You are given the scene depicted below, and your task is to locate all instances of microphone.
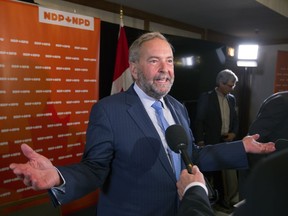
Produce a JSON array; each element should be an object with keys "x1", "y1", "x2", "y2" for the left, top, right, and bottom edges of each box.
[
  {"x1": 165, "y1": 124, "x2": 193, "y2": 174},
  {"x1": 165, "y1": 124, "x2": 219, "y2": 204}
]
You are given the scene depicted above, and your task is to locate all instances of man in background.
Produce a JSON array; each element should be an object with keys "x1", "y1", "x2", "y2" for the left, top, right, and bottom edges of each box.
[{"x1": 194, "y1": 69, "x2": 239, "y2": 211}]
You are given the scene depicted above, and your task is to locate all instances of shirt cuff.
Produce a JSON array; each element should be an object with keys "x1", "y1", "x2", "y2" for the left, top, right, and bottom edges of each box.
[
  {"x1": 51, "y1": 167, "x2": 66, "y2": 193},
  {"x1": 48, "y1": 167, "x2": 66, "y2": 206},
  {"x1": 183, "y1": 182, "x2": 208, "y2": 196}
]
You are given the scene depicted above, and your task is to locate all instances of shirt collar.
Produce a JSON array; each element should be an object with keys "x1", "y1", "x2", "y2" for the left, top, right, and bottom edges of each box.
[
  {"x1": 215, "y1": 87, "x2": 226, "y2": 98},
  {"x1": 133, "y1": 83, "x2": 165, "y2": 108}
]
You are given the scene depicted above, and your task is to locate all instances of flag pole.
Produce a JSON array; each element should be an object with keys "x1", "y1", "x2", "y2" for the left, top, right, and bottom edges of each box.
[
  {"x1": 120, "y1": 7, "x2": 123, "y2": 20},
  {"x1": 120, "y1": 7, "x2": 124, "y2": 27},
  {"x1": 110, "y1": 7, "x2": 133, "y2": 95}
]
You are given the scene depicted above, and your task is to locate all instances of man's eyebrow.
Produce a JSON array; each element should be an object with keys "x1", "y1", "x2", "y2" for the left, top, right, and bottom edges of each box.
[{"x1": 147, "y1": 55, "x2": 174, "y2": 59}]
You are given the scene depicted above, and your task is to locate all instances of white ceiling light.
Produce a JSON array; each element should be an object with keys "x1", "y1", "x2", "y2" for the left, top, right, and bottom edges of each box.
[{"x1": 237, "y1": 44, "x2": 259, "y2": 67}]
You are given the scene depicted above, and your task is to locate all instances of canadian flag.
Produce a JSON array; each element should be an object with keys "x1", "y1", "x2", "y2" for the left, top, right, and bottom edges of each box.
[{"x1": 110, "y1": 22, "x2": 133, "y2": 95}]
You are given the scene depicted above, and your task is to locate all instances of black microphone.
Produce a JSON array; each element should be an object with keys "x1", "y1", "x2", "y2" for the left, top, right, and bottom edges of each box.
[
  {"x1": 165, "y1": 124, "x2": 193, "y2": 174},
  {"x1": 165, "y1": 124, "x2": 219, "y2": 204}
]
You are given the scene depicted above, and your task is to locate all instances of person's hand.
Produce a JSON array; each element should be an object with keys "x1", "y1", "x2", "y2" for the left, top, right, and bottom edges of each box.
[
  {"x1": 242, "y1": 134, "x2": 276, "y2": 154},
  {"x1": 176, "y1": 166, "x2": 205, "y2": 200},
  {"x1": 197, "y1": 141, "x2": 205, "y2": 147},
  {"x1": 9, "y1": 144, "x2": 61, "y2": 190},
  {"x1": 223, "y1": 132, "x2": 236, "y2": 141}
]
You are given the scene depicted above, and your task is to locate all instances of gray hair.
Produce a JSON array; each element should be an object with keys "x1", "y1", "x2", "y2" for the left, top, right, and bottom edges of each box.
[
  {"x1": 216, "y1": 69, "x2": 238, "y2": 86},
  {"x1": 129, "y1": 32, "x2": 173, "y2": 62}
]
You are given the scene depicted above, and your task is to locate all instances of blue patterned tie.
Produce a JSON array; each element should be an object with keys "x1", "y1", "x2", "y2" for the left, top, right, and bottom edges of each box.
[{"x1": 152, "y1": 100, "x2": 181, "y2": 180}]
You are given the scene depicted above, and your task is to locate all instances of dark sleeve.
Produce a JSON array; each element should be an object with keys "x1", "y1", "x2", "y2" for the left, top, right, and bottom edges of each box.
[
  {"x1": 177, "y1": 186, "x2": 214, "y2": 216},
  {"x1": 53, "y1": 103, "x2": 113, "y2": 204},
  {"x1": 192, "y1": 140, "x2": 248, "y2": 171}
]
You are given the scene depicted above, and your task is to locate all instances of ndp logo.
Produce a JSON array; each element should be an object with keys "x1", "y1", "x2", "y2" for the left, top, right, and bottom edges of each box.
[{"x1": 39, "y1": 7, "x2": 94, "y2": 31}]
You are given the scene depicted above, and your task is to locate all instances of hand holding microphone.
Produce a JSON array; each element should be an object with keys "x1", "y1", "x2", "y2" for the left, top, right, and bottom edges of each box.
[
  {"x1": 176, "y1": 166, "x2": 206, "y2": 200},
  {"x1": 165, "y1": 124, "x2": 218, "y2": 203}
]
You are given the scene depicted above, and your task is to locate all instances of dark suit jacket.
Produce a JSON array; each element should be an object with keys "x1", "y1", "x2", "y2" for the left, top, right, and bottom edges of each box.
[
  {"x1": 180, "y1": 148, "x2": 288, "y2": 216},
  {"x1": 234, "y1": 148, "x2": 288, "y2": 216},
  {"x1": 194, "y1": 89, "x2": 239, "y2": 144},
  {"x1": 248, "y1": 91, "x2": 288, "y2": 168},
  {"x1": 54, "y1": 85, "x2": 248, "y2": 216},
  {"x1": 249, "y1": 91, "x2": 288, "y2": 143},
  {"x1": 239, "y1": 91, "x2": 288, "y2": 199},
  {"x1": 177, "y1": 186, "x2": 214, "y2": 216}
]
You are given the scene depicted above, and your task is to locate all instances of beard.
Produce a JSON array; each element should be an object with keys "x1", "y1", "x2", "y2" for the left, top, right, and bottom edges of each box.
[{"x1": 136, "y1": 69, "x2": 174, "y2": 100}]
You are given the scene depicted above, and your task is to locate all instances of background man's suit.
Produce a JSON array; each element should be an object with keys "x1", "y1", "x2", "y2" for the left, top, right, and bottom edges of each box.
[
  {"x1": 53, "y1": 85, "x2": 248, "y2": 216},
  {"x1": 194, "y1": 89, "x2": 239, "y2": 145},
  {"x1": 194, "y1": 89, "x2": 239, "y2": 208}
]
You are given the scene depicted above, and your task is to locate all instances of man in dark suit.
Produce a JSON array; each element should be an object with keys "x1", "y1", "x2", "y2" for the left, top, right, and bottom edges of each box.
[
  {"x1": 9, "y1": 32, "x2": 275, "y2": 216},
  {"x1": 249, "y1": 91, "x2": 288, "y2": 145},
  {"x1": 239, "y1": 91, "x2": 288, "y2": 198},
  {"x1": 177, "y1": 148, "x2": 288, "y2": 216},
  {"x1": 248, "y1": 90, "x2": 288, "y2": 168},
  {"x1": 194, "y1": 69, "x2": 239, "y2": 146},
  {"x1": 194, "y1": 69, "x2": 239, "y2": 209}
]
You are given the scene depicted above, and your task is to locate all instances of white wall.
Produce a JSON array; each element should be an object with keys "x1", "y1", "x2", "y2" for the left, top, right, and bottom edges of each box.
[{"x1": 249, "y1": 44, "x2": 288, "y2": 122}]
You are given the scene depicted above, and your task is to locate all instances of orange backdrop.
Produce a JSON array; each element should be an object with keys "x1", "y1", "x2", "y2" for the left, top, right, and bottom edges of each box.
[
  {"x1": 0, "y1": 0, "x2": 100, "y2": 208},
  {"x1": 274, "y1": 50, "x2": 288, "y2": 92}
]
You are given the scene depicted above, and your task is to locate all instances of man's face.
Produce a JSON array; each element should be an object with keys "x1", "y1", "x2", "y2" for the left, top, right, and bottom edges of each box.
[
  {"x1": 219, "y1": 81, "x2": 236, "y2": 95},
  {"x1": 130, "y1": 38, "x2": 174, "y2": 99}
]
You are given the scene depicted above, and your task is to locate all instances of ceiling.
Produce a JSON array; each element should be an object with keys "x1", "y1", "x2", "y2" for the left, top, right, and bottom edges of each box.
[
  {"x1": 66, "y1": 0, "x2": 288, "y2": 44},
  {"x1": 108, "y1": 0, "x2": 288, "y2": 43}
]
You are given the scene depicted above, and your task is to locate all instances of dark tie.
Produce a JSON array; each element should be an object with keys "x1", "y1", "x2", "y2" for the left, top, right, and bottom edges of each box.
[{"x1": 152, "y1": 100, "x2": 181, "y2": 180}]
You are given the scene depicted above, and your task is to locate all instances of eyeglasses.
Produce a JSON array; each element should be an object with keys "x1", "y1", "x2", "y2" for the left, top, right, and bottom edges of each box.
[{"x1": 225, "y1": 83, "x2": 236, "y2": 88}]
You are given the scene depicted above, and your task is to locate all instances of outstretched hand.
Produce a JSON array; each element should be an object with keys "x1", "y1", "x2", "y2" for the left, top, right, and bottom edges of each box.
[
  {"x1": 9, "y1": 144, "x2": 61, "y2": 190},
  {"x1": 243, "y1": 134, "x2": 276, "y2": 154}
]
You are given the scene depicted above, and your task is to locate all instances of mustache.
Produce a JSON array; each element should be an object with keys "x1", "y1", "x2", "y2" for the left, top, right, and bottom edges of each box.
[{"x1": 154, "y1": 74, "x2": 171, "y2": 81}]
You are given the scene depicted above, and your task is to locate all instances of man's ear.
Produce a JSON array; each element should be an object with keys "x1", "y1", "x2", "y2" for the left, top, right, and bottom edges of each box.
[{"x1": 129, "y1": 62, "x2": 137, "y2": 80}]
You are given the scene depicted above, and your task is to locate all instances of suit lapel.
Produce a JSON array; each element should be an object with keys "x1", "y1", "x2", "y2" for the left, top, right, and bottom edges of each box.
[
  {"x1": 125, "y1": 89, "x2": 176, "y2": 181},
  {"x1": 212, "y1": 91, "x2": 222, "y2": 121},
  {"x1": 164, "y1": 97, "x2": 186, "y2": 174}
]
